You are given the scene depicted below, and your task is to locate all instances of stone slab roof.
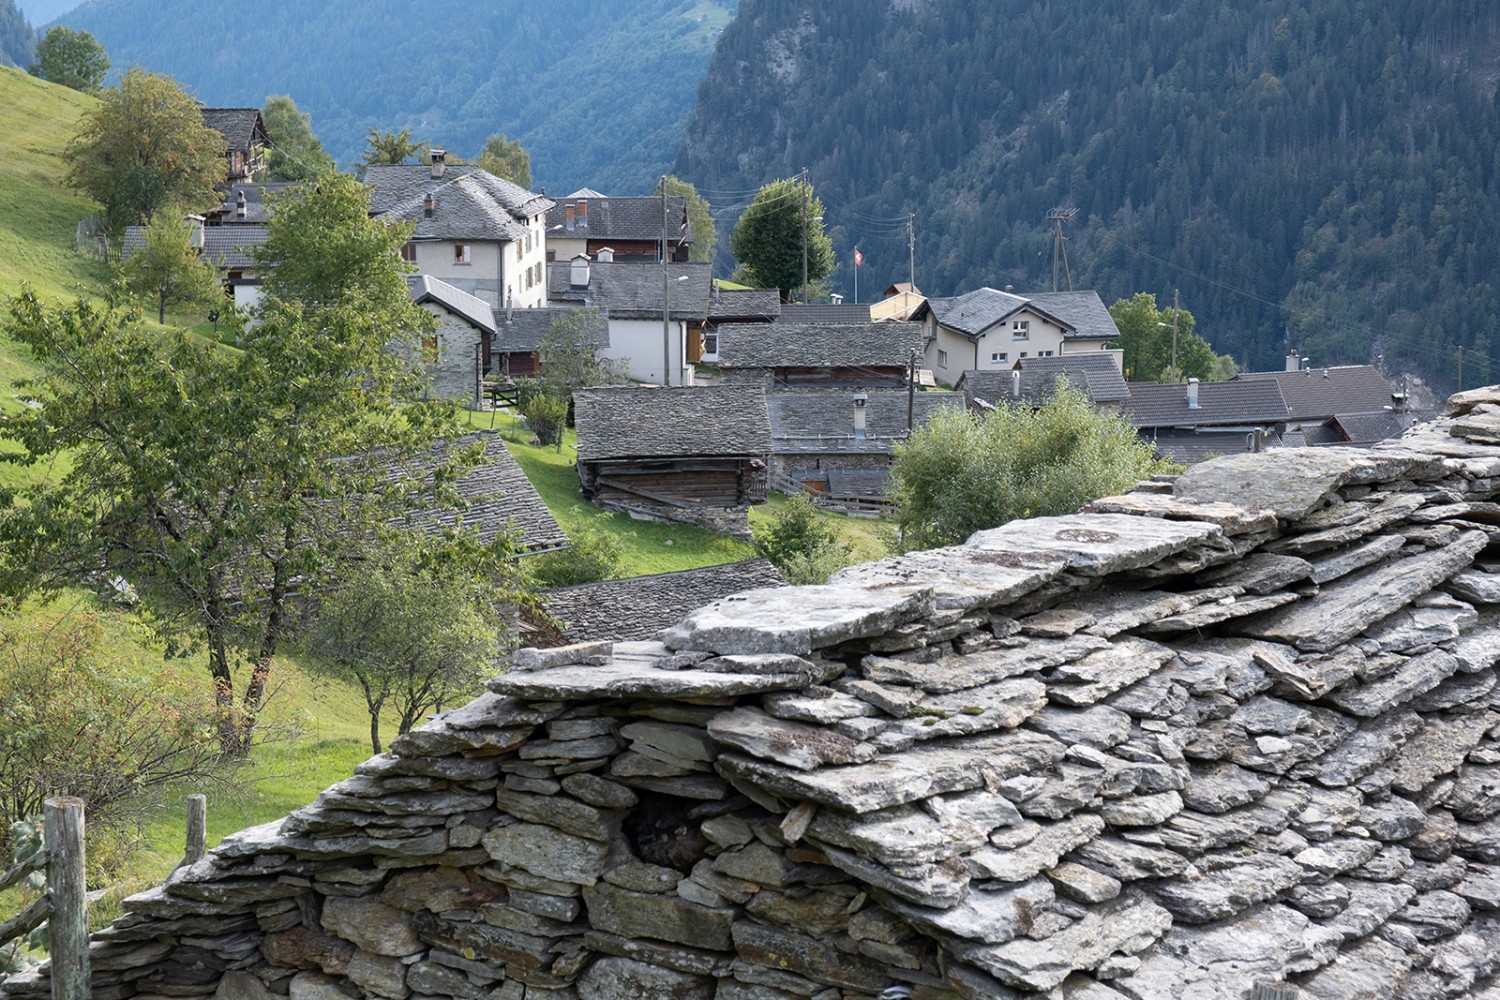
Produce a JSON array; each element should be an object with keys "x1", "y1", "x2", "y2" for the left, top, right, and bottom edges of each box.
[
  {"x1": 1127, "y1": 379, "x2": 1292, "y2": 428},
  {"x1": 768, "y1": 389, "x2": 964, "y2": 454},
  {"x1": 959, "y1": 354, "x2": 1131, "y2": 408},
  {"x1": 200, "y1": 107, "x2": 264, "y2": 149},
  {"x1": 1237, "y1": 365, "x2": 1399, "y2": 423},
  {"x1": 708, "y1": 287, "x2": 781, "y2": 321},
  {"x1": 408, "y1": 275, "x2": 496, "y2": 334},
  {"x1": 547, "y1": 260, "x2": 712, "y2": 320},
  {"x1": 367, "y1": 165, "x2": 553, "y2": 243},
  {"x1": 573, "y1": 385, "x2": 772, "y2": 460},
  {"x1": 542, "y1": 559, "x2": 787, "y2": 644},
  {"x1": 387, "y1": 432, "x2": 566, "y2": 552},
  {"x1": 1026, "y1": 291, "x2": 1122, "y2": 342},
  {"x1": 774, "y1": 303, "x2": 876, "y2": 324},
  {"x1": 493, "y1": 306, "x2": 610, "y2": 353},
  {"x1": 120, "y1": 224, "x2": 269, "y2": 270},
  {"x1": 30, "y1": 391, "x2": 1500, "y2": 1000},
  {"x1": 917, "y1": 288, "x2": 1120, "y2": 344},
  {"x1": 1142, "y1": 427, "x2": 1280, "y2": 465},
  {"x1": 207, "y1": 182, "x2": 300, "y2": 225},
  {"x1": 546, "y1": 194, "x2": 688, "y2": 244},
  {"x1": 717, "y1": 321, "x2": 923, "y2": 370}
]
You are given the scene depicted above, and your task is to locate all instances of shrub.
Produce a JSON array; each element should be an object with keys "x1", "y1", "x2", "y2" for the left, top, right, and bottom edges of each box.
[
  {"x1": 521, "y1": 390, "x2": 568, "y2": 448},
  {"x1": 753, "y1": 494, "x2": 855, "y2": 585},
  {"x1": 526, "y1": 529, "x2": 624, "y2": 587}
]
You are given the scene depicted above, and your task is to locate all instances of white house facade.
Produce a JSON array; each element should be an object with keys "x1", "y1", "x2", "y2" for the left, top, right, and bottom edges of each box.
[{"x1": 915, "y1": 288, "x2": 1123, "y2": 384}]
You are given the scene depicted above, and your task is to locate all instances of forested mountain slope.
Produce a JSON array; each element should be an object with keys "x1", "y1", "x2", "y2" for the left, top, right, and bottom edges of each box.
[
  {"x1": 675, "y1": 0, "x2": 1500, "y2": 383},
  {"x1": 58, "y1": 0, "x2": 734, "y2": 195}
]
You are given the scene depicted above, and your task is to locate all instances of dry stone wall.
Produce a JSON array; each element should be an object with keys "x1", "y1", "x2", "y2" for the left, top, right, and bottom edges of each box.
[{"x1": 15, "y1": 390, "x2": 1500, "y2": 999}]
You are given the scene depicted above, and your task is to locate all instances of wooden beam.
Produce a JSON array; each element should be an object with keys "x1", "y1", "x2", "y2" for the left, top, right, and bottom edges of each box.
[
  {"x1": 594, "y1": 477, "x2": 700, "y2": 509},
  {"x1": 178, "y1": 794, "x2": 207, "y2": 869},
  {"x1": 0, "y1": 852, "x2": 45, "y2": 894},
  {"x1": 0, "y1": 893, "x2": 50, "y2": 949}
]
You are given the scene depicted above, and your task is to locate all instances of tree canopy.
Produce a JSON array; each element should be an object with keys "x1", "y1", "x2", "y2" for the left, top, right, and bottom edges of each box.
[
  {"x1": 1108, "y1": 292, "x2": 1237, "y2": 383},
  {"x1": 889, "y1": 385, "x2": 1165, "y2": 551},
  {"x1": 63, "y1": 68, "x2": 224, "y2": 230},
  {"x1": 261, "y1": 94, "x2": 335, "y2": 181},
  {"x1": 664, "y1": 176, "x2": 715, "y2": 264},
  {"x1": 729, "y1": 176, "x2": 834, "y2": 302},
  {"x1": 361, "y1": 127, "x2": 425, "y2": 168},
  {"x1": 477, "y1": 133, "x2": 531, "y2": 188},
  {"x1": 115, "y1": 208, "x2": 225, "y2": 322},
  {"x1": 0, "y1": 173, "x2": 468, "y2": 755},
  {"x1": 27, "y1": 25, "x2": 106, "y2": 91}
]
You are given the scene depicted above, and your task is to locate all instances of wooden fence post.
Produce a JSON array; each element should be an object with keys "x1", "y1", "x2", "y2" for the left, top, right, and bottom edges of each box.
[
  {"x1": 182, "y1": 794, "x2": 207, "y2": 868},
  {"x1": 43, "y1": 797, "x2": 88, "y2": 1000}
]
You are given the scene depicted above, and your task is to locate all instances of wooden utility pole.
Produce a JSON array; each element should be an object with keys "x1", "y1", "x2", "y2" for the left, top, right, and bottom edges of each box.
[
  {"x1": 907, "y1": 349, "x2": 917, "y2": 435},
  {"x1": 44, "y1": 797, "x2": 89, "y2": 1000},
  {"x1": 800, "y1": 167, "x2": 809, "y2": 304},
  {"x1": 907, "y1": 214, "x2": 916, "y2": 288},
  {"x1": 1170, "y1": 288, "x2": 1181, "y2": 381},
  {"x1": 1458, "y1": 345, "x2": 1465, "y2": 391}
]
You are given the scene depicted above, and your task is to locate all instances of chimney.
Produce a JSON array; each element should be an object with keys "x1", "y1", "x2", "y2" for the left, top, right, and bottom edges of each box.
[
  {"x1": 423, "y1": 192, "x2": 436, "y2": 216},
  {"x1": 184, "y1": 214, "x2": 204, "y2": 249},
  {"x1": 570, "y1": 254, "x2": 591, "y2": 289},
  {"x1": 430, "y1": 148, "x2": 446, "y2": 179},
  {"x1": 596, "y1": 247, "x2": 614, "y2": 263},
  {"x1": 565, "y1": 205, "x2": 575, "y2": 231},
  {"x1": 577, "y1": 200, "x2": 588, "y2": 228},
  {"x1": 1011, "y1": 369, "x2": 1022, "y2": 400},
  {"x1": 853, "y1": 393, "x2": 868, "y2": 439},
  {"x1": 830, "y1": 292, "x2": 844, "y2": 305},
  {"x1": 1186, "y1": 377, "x2": 1200, "y2": 409},
  {"x1": 235, "y1": 189, "x2": 247, "y2": 219},
  {"x1": 1285, "y1": 348, "x2": 1300, "y2": 372}
]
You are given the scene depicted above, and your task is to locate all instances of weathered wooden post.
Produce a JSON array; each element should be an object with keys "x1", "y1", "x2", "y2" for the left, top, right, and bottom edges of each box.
[
  {"x1": 182, "y1": 793, "x2": 207, "y2": 868},
  {"x1": 43, "y1": 796, "x2": 88, "y2": 1000}
]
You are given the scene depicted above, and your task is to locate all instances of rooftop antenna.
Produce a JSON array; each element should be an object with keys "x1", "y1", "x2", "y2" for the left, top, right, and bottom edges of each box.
[{"x1": 1046, "y1": 207, "x2": 1077, "y2": 292}]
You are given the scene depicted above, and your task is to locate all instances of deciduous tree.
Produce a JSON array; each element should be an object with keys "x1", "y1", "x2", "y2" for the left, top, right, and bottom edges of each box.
[
  {"x1": 729, "y1": 176, "x2": 833, "y2": 302},
  {"x1": 261, "y1": 94, "x2": 334, "y2": 182},
  {"x1": 889, "y1": 384, "x2": 1165, "y2": 550},
  {"x1": 115, "y1": 208, "x2": 225, "y2": 322},
  {"x1": 477, "y1": 133, "x2": 531, "y2": 188},
  {"x1": 1108, "y1": 293, "x2": 1237, "y2": 383},
  {"x1": 63, "y1": 68, "x2": 224, "y2": 230},
  {"x1": 28, "y1": 25, "x2": 107, "y2": 92},
  {"x1": 664, "y1": 176, "x2": 715, "y2": 263},
  {"x1": 0, "y1": 173, "x2": 466, "y2": 755},
  {"x1": 361, "y1": 127, "x2": 425, "y2": 168}
]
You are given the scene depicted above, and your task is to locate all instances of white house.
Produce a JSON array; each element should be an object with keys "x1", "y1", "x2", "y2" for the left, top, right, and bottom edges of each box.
[
  {"x1": 367, "y1": 151, "x2": 554, "y2": 310},
  {"x1": 546, "y1": 254, "x2": 711, "y2": 386},
  {"x1": 912, "y1": 288, "x2": 1123, "y2": 384}
]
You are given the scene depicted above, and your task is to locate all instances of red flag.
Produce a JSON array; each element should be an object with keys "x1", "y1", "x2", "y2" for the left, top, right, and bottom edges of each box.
[{"x1": 854, "y1": 248, "x2": 864, "y2": 267}]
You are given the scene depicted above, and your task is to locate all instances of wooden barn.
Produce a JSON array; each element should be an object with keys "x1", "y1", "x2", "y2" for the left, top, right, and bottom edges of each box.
[{"x1": 572, "y1": 385, "x2": 771, "y2": 536}]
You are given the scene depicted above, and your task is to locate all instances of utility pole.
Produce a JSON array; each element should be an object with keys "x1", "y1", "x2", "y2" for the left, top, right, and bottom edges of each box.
[
  {"x1": 1170, "y1": 288, "x2": 1181, "y2": 381},
  {"x1": 800, "y1": 167, "x2": 809, "y2": 304},
  {"x1": 1458, "y1": 345, "x2": 1465, "y2": 391},
  {"x1": 907, "y1": 349, "x2": 917, "y2": 435},
  {"x1": 661, "y1": 175, "x2": 671, "y2": 386},
  {"x1": 907, "y1": 213, "x2": 916, "y2": 288}
]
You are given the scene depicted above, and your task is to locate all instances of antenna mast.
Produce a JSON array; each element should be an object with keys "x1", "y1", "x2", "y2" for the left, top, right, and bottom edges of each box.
[{"x1": 1046, "y1": 207, "x2": 1077, "y2": 292}]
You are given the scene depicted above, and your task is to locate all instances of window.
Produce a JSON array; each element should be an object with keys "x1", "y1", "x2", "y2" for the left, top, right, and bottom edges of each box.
[
  {"x1": 535, "y1": 262, "x2": 543, "y2": 284},
  {"x1": 516, "y1": 240, "x2": 523, "y2": 261},
  {"x1": 1019, "y1": 352, "x2": 1028, "y2": 358},
  {"x1": 991, "y1": 352, "x2": 1008, "y2": 362},
  {"x1": 1012, "y1": 319, "x2": 1030, "y2": 339},
  {"x1": 937, "y1": 349, "x2": 948, "y2": 369},
  {"x1": 525, "y1": 268, "x2": 533, "y2": 289},
  {"x1": 421, "y1": 334, "x2": 439, "y2": 363},
  {"x1": 400, "y1": 243, "x2": 417, "y2": 263},
  {"x1": 525, "y1": 231, "x2": 532, "y2": 253},
  {"x1": 453, "y1": 244, "x2": 471, "y2": 264},
  {"x1": 1042, "y1": 350, "x2": 1055, "y2": 357}
]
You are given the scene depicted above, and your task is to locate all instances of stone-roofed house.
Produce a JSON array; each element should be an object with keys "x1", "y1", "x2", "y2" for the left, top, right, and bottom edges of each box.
[
  {"x1": 199, "y1": 107, "x2": 267, "y2": 184},
  {"x1": 490, "y1": 306, "x2": 611, "y2": 379},
  {"x1": 368, "y1": 152, "x2": 554, "y2": 310},
  {"x1": 703, "y1": 285, "x2": 781, "y2": 362},
  {"x1": 768, "y1": 389, "x2": 966, "y2": 506},
  {"x1": 717, "y1": 321, "x2": 924, "y2": 389},
  {"x1": 1237, "y1": 360, "x2": 1421, "y2": 449},
  {"x1": 957, "y1": 353, "x2": 1134, "y2": 413},
  {"x1": 387, "y1": 430, "x2": 566, "y2": 554},
  {"x1": 547, "y1": 257, "x2": 712, "y2": 386},
  {"x1": 914, "y1": 287, "x2": 1123, "y2": 385},
  {"x1": 573, "y1": 385, "x2": 771, "y2": 534},
  {"x1": 119, "y1": 219, "x2": 264, "y2": 311},
  {"x1": 38, "y1": 385, "x2": 1500, "y2": 1000},
  {"x1": 545, "y1": 189, "x2": 692, "y2": 263},
  {"x1": 775, "y1": 303, "x2": 875, "y2": 324},
  {"x1": 406, "y1": 275, "x2": 497, "y2": 404},
  {"x1": 1129, "y1": 378, "x2": 1292, "y2": 464},
  {"x1": 540, "y1": 559, "x2": 786, "y2": 645}
]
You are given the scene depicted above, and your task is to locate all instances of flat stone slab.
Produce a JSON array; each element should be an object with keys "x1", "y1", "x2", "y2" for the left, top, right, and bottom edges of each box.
[
  {"x1": 863, "y1": 635, "x2": 1110, "y2": 694},
  {"x1": 829, "y1": 546, "x2": 1068, "y2": 612},
  {"x1": 488, "y1": 647, "x2": 840, "y2": 700},
  {"x1": 1236, "y1": 530, "x2": 1488, "y2": 651},
  {"x1": 706, "y1": 707, "x2": 879, "y2": 771},
  {"x1": 1267, "y1": 493, "x2": 1427, "y2": 554},
  {"x1": 967, "y1": 513, "x2": 1225, "y2": 577},
  {"x1": 1045, "y1": 638, "x2": 1178, "y2": 706},
  {"x1": 660, "y1": 583, "x2": 931, "y2": 654},
  {"x1": 1174, "y1": 448, "x2": 1447, "y2": 520},
  {"x1": 1083, "y1": 493, "x2": 1277, "y2": 535}
]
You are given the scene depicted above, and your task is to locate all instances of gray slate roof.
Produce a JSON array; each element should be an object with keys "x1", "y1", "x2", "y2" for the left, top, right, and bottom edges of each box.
[
  {"x1": 199, "y1": 107, "x2": 264, "y2": 149},
  {"x1": 408, "y1": 275, "x2": 496, "y2": 334},
  {"x1": 1026, "y1": 290, "x2": 1123, "y2": 341},
  {"x1": 959, "y1": 354, "x2": 1131, "y2": 408},
  {"x1": 717, "y1": 321, "x2": 924, "y2": 370},
  {"x1": 768, "y1": 390, "x2": 964, "y2": 454},
  {"x1": 1127, "y1": 379, "x2": 1292, "y2": 428},
  {"x1": 574, "y1": 385, "x2": 772, "y2": 460},
  {"x1": 387, "y1": 432, "x2": 566, "y2": 552},
  {"x1": 774, "y1": 303, "x2": 874, "y2": 324},
  {"x1": 547, "y1": 260, "x2": 712, "y2": 320},
  {"x1": 542, "y1": 559, "x2": 786, "y2": 644},
  {"x1": 546, "y1": 194, "x2": 689, "y2": 244},
  {"x1": 209, "y1": 182, "x2": 300, "y2": 224},
  {"x1": 367, "y1": 165, "x2": 553, "y2": 243},
  {"x1": 708, "y1": 287, "x2": 781, "y2": 321},
  {"x1": 918, "y1": 286, "x2": 1030, "y2": 336},
  {"x1": 493, "y1": 307, "x2": 610, "y2": 353},
  {"x1": 918, "y1": 287, "x2": 1120, "y2": 342},
  {"x1": 1329, "y1": 409, "x2": 1412, "y2": 444},
  {"x1": 121, "y1": 224, "x2": 269, "y2": 270},
  {"x1": 1236, "y1": 365, "x2": 1400, "y2": 422},
  {"x1": 1141, "y1": 427, "x2": 1280, "y2": 464}
]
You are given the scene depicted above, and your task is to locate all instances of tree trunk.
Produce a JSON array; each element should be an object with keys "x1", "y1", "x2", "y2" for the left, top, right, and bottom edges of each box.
[
  {"x1": 205, "y1": 622, "x2": 241, "y2": 757},
  {"x1": 158, "y1": 286, "x2": 167, "y2": 324},
  {"x1": 358, "y1": 675, "x2": 386, "y2": 755}
]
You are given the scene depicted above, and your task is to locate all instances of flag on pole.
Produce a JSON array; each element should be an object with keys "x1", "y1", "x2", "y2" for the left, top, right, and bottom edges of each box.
[{"x1": 854, "y1": 247, "x2": 864, "y2": 267}]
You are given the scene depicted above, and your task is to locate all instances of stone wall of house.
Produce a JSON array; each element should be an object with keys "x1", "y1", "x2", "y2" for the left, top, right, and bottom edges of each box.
[
  {"x1": 425, "y1": 309, "x2": 485, "y2": 405},
  {"x1": 15, "y1": 390, "x2": 1500, "y2": 999}
]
